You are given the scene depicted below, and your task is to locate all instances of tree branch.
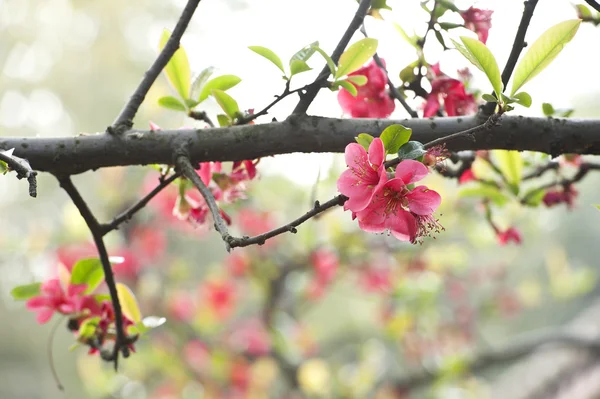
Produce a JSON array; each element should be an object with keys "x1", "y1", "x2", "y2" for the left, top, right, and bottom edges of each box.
[
  {"x1": 3, "y1": 115, "x2": 600, "y2": 175},
  {"x1": 175, "y1": 155, "x2": 233, "y2": 250},
  {"x1": 482, "y1": 0, "x2": 539, "y2": 114},
  {"x1": 393, "y1": 330, "x2": 600, "y2": 392},
  {"x1": 0, "y1": 149, "x2": 38, "y2": 197},
  {"x1": 99, "y1": 172, "x2": 181, "y2": 235},
  {"x1": 585, "y1": 0, "x2": 600, "y2": 13},
  {"x1": 55, "y1": 176, "x2": 132, "y2": 369},
  {"x1": 292, "y1": 0, "x2": 372, "y2": 114},
  {"x1": 111, "y1": 0, "x2": 203, "y2": 132}
]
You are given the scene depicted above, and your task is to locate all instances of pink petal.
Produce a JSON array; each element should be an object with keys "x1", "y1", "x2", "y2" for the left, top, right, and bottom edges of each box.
[
  {"x1": 356, "y1": 203, "x2": 386, "y2": 233},
  {"x1": 344, "y1": 143, "x2": 368, "y2": 170},
  {"x1": 337, "y1": 170, "x2": 372, "y2": 212},
  {"x1": 406, "y1": 186, "x2": 442, "y2": 215},
  {"x1": 67, "y1": 283, "x2": 87, "y2": 297},
  {"x1": 26, "y1": 297, "x2": 51, "y2": 309},
  {"x1": 368, "y1": 138, "x2": 385, "y2": 167},
  {"x1": 423, "y1": 96, "x2": 440, "y2": 118},
  {"x1": 395, "y1": 160, "x2": 429, "y2": 184},
  {"x1": 385, "y1": 210, "x2": 416, "y2": 242},
  {"x1": 36, "y1": 308, "x2": 55, "y2": 324}
]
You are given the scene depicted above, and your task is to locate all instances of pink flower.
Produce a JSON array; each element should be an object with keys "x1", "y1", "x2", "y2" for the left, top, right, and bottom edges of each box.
[
  {"x1": 337, "y1": 59, "x2": 395, "y2": 118},
  {"x1": 355, "y1": 160, "x2": 442, "y2": 242},
  {"x1": 200, "y1": 279, "x2": 237, "y2": 320},
  {"x1": 26, "y1": 279, "x2": 100, "y2": 324},
  {"x1": 459, "y1": 168, "x2": 476, "y2": 184},
  {"x1": 543, "y1": 185, "x2": 578, "y2": 208},
  {"x1": 337, "y1": 138, "x2": 387, "y2": 213},
  {"x1": 228, "y1": 319, "x2": 271, "y2": 356},
  {"x1": 424, "y1": 64, "x2": 477, "y2": 118},
  {"x1": 359, "y1": 267, "x2": 392, "y2": 293},
  {"x1": 497, "y1": 227, "x2": 521, "y2": 245},
  {"x1": 461, "y1": 7, "x2": 493, "y2": 44},
  {"x1": 311, "y1": 249, "x2": 338, "y2": 285}
]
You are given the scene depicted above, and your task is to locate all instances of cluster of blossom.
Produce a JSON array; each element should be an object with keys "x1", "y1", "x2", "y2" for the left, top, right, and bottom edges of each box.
[
  {"x1": 424, "y1": 63, "x2": 478, "y2": 118},
  {"x1": 26, "y1": 268, "x2": 136, "y2": 355},
  {"x1": 338, "y1": 138, "x2": 442, "y2": 243}
]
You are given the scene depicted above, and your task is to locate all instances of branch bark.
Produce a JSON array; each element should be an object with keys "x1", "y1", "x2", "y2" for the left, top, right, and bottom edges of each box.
[{"x1": 4, "y1": 115, "x2": 600, "y2": 175}]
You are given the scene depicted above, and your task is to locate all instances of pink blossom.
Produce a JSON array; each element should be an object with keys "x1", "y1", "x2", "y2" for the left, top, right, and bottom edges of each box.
[
  {"x1": 459, "y1": 168, "x2": 476, "y2": 184},
  {"x1": 355, "y1": 160, "x2": 442, "y2": 242},
  {"x1": 424, "y1": 64, "x2": 477, "y2": 118},
  {"x1": 200, "y1": 279, "x2": 237, "y2": 320},
  {"x1": 497, "y1": 227, "x2": 522, "y2": 245},
  {"x1": 337, "y1": 59, "x2": 395, "y2": 118},
  {"x1": 543, "y1": 185, "x2": 578, "y2": 208},
  {"x1": 461, "y1": 7, "x2": 493, "y2": 44},
  {"x1": 337, "y1": 138, "x2": 387, "y2": 213},
  {"x1": 359, "y1": 267, "x2": 392, "y2": 293}
]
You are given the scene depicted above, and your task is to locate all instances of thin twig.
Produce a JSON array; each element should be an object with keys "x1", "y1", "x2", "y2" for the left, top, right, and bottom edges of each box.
[
  {"x1": 111, "y1": 0, "x2": 203, "y2": 132},
  {"x1": 0, "y1": 149, "x2": 38, "y2": 197},
  {"x1": 236, "y1": 80, "x2": 304, "y2": 125},
  {"x1": 360, "y1": 26, "x2": 418, "y2": 118},
  {"x1": 56, "y1": 175, "x2": 131, "y2": 369},
  {"x1": 523, "y1": 160, "x2": 560, "y2": 180},
  {"x1": 188, "y1": 111, "x2": 215, "y2": 127},
  {"x1": 292, "y1": 0, "x2": 372, "y2": 114},
  {"x1": 521, "y1": 162, "x2": 600, "y2": 203},
  {"x1": 175, "y1": 155, "x2": 233, "y2": 250},
  {"x1": 228, "y1": 195, "x2": 347, "y2": 248},
  {"x1": 585, "y1": 0, "x2": 600, "y2": 13},
  {"x1": 482, "y1": 0, "x2": 539, "y2": 114},
  {"x1": 99, "y1": 172, "x2": 181, "y2": 235}
]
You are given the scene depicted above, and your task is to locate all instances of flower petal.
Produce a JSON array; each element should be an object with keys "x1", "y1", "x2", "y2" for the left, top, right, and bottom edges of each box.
[
  {"x1": 395, "y1": 160, "x2": 429, "y2": 184},
  {"x1": 385, "y1": 210, "x2": 416, "y2": 242},
  {"x1": 344, "y1": 143, "x2": 368, "y2": 170},
  {"x1": 406, "y1": 186, "x2": 442, "y2": 215},
  {"x1": 368, "y1": 138, "x2": 385, "y2": 167},
  {"x1": 36, "y1": 308, "x2": 55, "y2": 324}
]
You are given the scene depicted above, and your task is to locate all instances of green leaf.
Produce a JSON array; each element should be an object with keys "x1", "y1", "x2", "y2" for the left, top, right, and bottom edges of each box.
[
  {"x1": 289, "y1": 60, "x2": 312, "y2": 77},
  {"x1": 70, "y1": 258, "x2": 105, "y2": 294},
  {"x1": 512, "y1": 91, "x2": 532, "y2": 107},
  {"x1": 542, "y1": 102, "x2": 555, "y2": 116},
  {"x1": 371, "y1": 0, "x2": 392, "y2": 10},
  {"x1": 399, "y1": 61, "x2": 419, "y2": 83},
  {"x1": 198, "y1": 75, "x2": 242, "y2": 103},
  {"x1": 576, "y1": 4, "x2": 592, "y2": 18},
  {"x1": 380, "y1": 125, "x2": 412, "y2": 154},
  {"x1": 11, "y1": 282, "x2": 41, "y2": 300},
  {"x1": 290, "y1": 41, "x2": 318, "y2": 63},
  {"x1": 452, "y1": 37, "x2": 502, "y2": 98},
  {"x1": 0, "y1": 160, "x2": 7, "y2": 174},
  {"x1": 595, "y1": 204, "x2": 600, "y2": 211},
  {"x1": 393, "y1": 23, "x2": 420, "y2": 49},
  {"x1": 481, "y1": 93, "x2": 497, "y2": 103},
  {"x1": 335, "y1": 80, "x2": 358, "y2": 96},
  {"x1": 335, "y1": 38, "x2": 378, "y2": 79},
  {"x1": 355, "y1": 133, "x2": 374, "y2": 151},
  {"x1": 248, "y1": 46, "x2": 285, "y2": 74},
  {"x1": 211, "y1": 89, "x2": 240, "y2": 118},
  {"x1": 78, "y1": 316, "x2": 100, "y2": 338},
  {"x1": 398, "y1": 141, "x2": 426, "y2": 161},
  {"x1": 434, "y1": 30, "x2": 448, "y2": 49},
  {"x1": 522, "y1": 187, "x2": 546, "y2": 206},
  {"x1": 158, "y1": 96, "x2": 187, "y2": 111},
  {"x1": 190, "y1": 66, "x2": 215, "y2": 100},
  {"x1": 346, "y1": 75, "x2": 368, "y2": 86},
  {"x1": 117, "y1": 282, "x2": 142, "y2": 323},
  {"x1": 510, "y1": 20, "x2": 581, "y2": 96},
  {"x1": 438, "y1": 22, "x2": 463, "y2": 30},
  {"x1": 159, "y1": 29, "x2": 191, "y2": 100},
  {"x1": 312, "y1": 45, "x2": 336, "y2": 76},
  {"x1": 459, "y1": 185, "x2": 509, "y2": 206},
  {"x1": 217, "y1": 114, "x2": 231, "y2": 127},
  {"x1": 437, "y1": 0, "x2": 460, "y2": 12},
  {"x1": 494, "y1": 150, "x2": 523, "y2": 186}
]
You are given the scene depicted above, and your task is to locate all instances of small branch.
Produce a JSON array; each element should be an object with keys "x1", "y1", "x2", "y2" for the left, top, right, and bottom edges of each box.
[
  {"x1": 56, "y1": 176, "x2": 131, "y2": 369},
  {"x1": 394, "y1": 330, "x2": 600, "y2": 392},
  {"x1": 292, "y1": 0, "x2": 372, "y2": 114},
  {"x1": 521, "y1": 162, "x2": 600, "y2": 203},
  {"x1": 523, "y1": 160, "x2": 560, "y2": 180},
  {"x1": 585, "y1": 0, "x2": 600, "y2": 13},
  {"x1": 360, "y1": 26, "x2": 418, "y2": 118},
  {"x1": 0, "y1": 149, "x2": 38, "y2": 197},
  {"x1": 111, "y1": 0, "x2": 203, "y2": 132},
  {"x1": 175, "y1": 155, "x2": 233, "y2": 250},
  {"x1": 188, "y1": 111, "x2": 215, "y2": 127},
  {"x1": 228, "y1": 195, "x2": 347, "y2": 248},
  {"x1": 236, "y1": 80, "x2": 307, "y2": 125},
  {"x1": 99, "y1": 172, "x2": 181, "y2": 235},
  {"x1": 482, "y1": 0, "x2": 538, "y2": 114}
]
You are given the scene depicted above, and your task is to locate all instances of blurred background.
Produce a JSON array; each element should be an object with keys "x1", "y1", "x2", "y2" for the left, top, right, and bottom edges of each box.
[{"x1": 1, "y1": 0, "x2": 600, "y2": 398}]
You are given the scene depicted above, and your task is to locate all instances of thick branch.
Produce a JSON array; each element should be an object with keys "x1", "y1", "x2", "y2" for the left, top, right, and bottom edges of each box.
[
  {"x1": 292, "y1": 0, "x2": 372, "y2": 114},
  {"x1": 6, "y1": 115, "x2": 600, "y2": 175},
  {"x1": 56, "y1": 176, "x2": 130, "y2": 369},
  {"x1": 111, "y1": 0, "x2": 202, "y2": 132},
  {"x1": 585, "y1": 0, "x2": 600, "y2": 13},
  {"x1": 394, "y1": 330, "x2": 600, "y2": 392},
  {"x1": 0, "y1": 149, "x2": 37, "y2": 197}
]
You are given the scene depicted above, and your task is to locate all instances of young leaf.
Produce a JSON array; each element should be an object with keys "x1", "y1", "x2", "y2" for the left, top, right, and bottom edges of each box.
[
  {"x1": 217, "y1": 114, "x2": 231, "y2": 127},
  {"x1": 198, "y1": 75, "x2": 242, "y2": 103},
  {"x1": 512, "y1": 92, "x2": 532, "y2": 107},
  {"x1": 393, "y1": 23, "x2": 420, "y2": 49},
  {"x1": 159, "y1": 29, "x2": 191, "y2": 100},
  {"x1": 11, "y1": 282, "x2": 41, "y2": 300},
  {"x1": 211, "y1": 89, "x2": 240, "y2": 118},
  {"x1": 522, "y1": 187, "x2": 546, "y2": 206},
  {"x1": 355, "y1": 133, "x2": 374, "y2": 150},
  {"x1": 452, "y1": 37, "x2": 502, "y2": 98},
  {"x1": 248, "y1": 46, "x2": 285, "y2": 74},
  {"x1": 459, "y1": 185, "x2": 509, "y2": 206},
  {"x1": 380, "y1": 125, "x2": 412, "y2": 154},
  {"x1": 289, "y1": 60, "x2": 312, "y2": 77},
  {"x1": 335, "y1": 38, "x2": 378, "y2": 79},
  {"x1": 346, "y1": 75, "x2": 368, "y2": 86},
  {"x1": 542, "y1": 102, "x2": 555, "y2": 116},
  {"x1": 70, "y1": 258, "x2": 104, "y2": 294},
  {"x1": 335, "y1": 80, "x2": 358, "y2": 96},
  {"x1": 290, "y1": 41, "x2": 318, "y2": 63},
  {"x1": 481, "y1": 93, "x2": 497, "y2": 103},
  {"x1": 158, "y1": 96, "x2": 187, "y2": 111},
  {"x1": 190, "y1": 66, "x2": 215, "y2": 100},
  {"x1": 510, "y1": 19, "x2": 581, "y2": 96},
  {"x1": 398, "y1": 141, "x2": 426, "y2": 161},
  {"x1": 494, "y1": 150, "x2": 523, "y2": 186},
  {"x1": 312, "y1": 45, "x2": 336, "y2": 76},
  {"x1": 116, "y1": 282, "x2": 142, "y2": 323}
]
